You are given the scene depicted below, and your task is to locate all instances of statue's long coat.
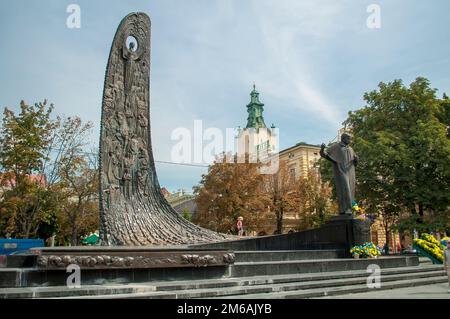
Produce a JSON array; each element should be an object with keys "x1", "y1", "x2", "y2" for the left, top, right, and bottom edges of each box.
[{"x1": 326, "y1": 142, "x2": 357, "y2": 214}]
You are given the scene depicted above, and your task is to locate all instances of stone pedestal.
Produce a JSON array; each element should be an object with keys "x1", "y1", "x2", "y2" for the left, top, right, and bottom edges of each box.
[
  {"x1": 28, "y1": 247, "x2": 235, "y2": 270},
  {"x1": 194, "y1": 215, "x2": 371, "y2": 256},
  {"x1": 325, "y1": 215, "x2": 371, "y2": 256},
  {"x1": 0, "y1": 247, "x2": 235, "y2": 288}
]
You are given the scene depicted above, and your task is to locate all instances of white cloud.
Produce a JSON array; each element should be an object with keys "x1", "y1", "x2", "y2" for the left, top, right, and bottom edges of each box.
[
  {"x1": 4, "y1": 0, "x2": 450, "y2": 190},
  {"x1": 248, "y1": 0, "x2": 351, "y2": 124}
]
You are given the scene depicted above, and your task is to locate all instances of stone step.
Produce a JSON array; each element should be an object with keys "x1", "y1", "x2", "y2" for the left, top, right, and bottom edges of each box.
[
  {"x1": 151, "y1": 264, "x2": 443, "y2": 291},
  {"x1": 0, "y1": 264, "x2": 441, "y2": 298},
  {"x1": 0, "y1": 265, "x2": 228, "y2": 288},
  {"x1": 214, "y1": 276, "x2": 449, "y2": 299},
  {"x1": 1, "y1": 265, "x2": 443, "y2": 299},
  {"x1": 233, "y1": 250, "x2": 345, "y2": 262},
  {"x1": 161, "y1": 270, "x2": 447, "y2": 299},
  {"x1": 0, "y1": 285, "x2": 155, "y2": 299},
  {"x1": 58, "y1": 269, "x2": 446, "y2": 299},
  {"x1": 230, "y1": 256, "x2": 419, "y2": 277},
  {"x1": 419, "y1": 257, "x2": 432, "y2": 264},
  {"x1": 1, "y1": 255, "x2": 420, "y2": 288}
]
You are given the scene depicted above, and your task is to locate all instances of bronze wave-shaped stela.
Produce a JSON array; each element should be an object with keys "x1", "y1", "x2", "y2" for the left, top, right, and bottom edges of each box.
[{"x1": 99, "y1": 13, "x2": 228, "y2": 245}]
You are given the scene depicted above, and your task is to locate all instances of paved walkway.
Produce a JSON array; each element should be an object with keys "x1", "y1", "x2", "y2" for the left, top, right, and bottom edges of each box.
[{"x1": 317, "y1": 283, "x2": 450, "y2": 299}]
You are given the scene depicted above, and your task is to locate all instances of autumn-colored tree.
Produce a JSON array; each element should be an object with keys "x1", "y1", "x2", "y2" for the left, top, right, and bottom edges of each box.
[
  {"x1": 193, "y1": 155, "x2": 269, "y2": 234},
  {"x1": 0, "y1": 100, "x2": 57, "y2": 237},
  {"x1": 296, "y1": 168, "x2": 336, "y2": 231},
  {"x1": 194, "y1": 152, "x2": 337, "y2": 236},
  {"x1": 262, "y1": 161, "x2": 297, "y2": 234},
  {"x1": 0, "y1": 176, "x2": 53, "y2": 238},
  {"x1": 49, "y1": 117, "x2": 98, "y2": 246},
  {"x1": 56, "y1": 195, "x2": 98, "y2": 246},
  {"x1": 0, "y1": 100, "x2": 99, "y2": 243},
  {"x1": 54, "y1": 152, "x2": 99, "y2": 246}
]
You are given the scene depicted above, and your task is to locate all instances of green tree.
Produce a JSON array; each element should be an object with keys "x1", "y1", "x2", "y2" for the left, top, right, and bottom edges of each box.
[
  {"x1": 343, "y1": 77, "x2": 450, "y2": 240},
  {"x1": 182, "y1": 208, "x2": 192, "y2": 222},
  {"x1": 437, "y1": 93, "x2": 450, "y2": 130},
  {"x1": 0, "y1": 100, "x2": 99, "y2": 243},
  {"x1": 0, "y1": 100, "x2": 57, "y2": 237}
]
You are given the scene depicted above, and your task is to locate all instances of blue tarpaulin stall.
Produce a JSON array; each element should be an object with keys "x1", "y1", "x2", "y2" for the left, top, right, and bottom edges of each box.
[{"x1": 0, "y1": 239, "x2": 44, "y2": 255}]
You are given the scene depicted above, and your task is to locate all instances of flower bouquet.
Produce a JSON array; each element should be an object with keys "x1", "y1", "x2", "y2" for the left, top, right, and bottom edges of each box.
[
  {"x1": 352, "y1": 201, "x2": 374, "y2": 222},
  {"x1": 350, "y1": 242, "x2": 381, "y2": 259},
  {"x1": 352, "y1": 201, "x2": 363, "y2": 214},
  {"x1": 413, "y1": 233, "x2": 445, "y2": 264},
  {"x1": 441, "y1": 236, "x2": 450, "y2": 247}
]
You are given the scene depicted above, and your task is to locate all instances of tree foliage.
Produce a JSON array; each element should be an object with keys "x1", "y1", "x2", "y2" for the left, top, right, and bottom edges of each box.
[
  {"x1": 0, "y1": 100, "x2": 99, "y2": 243},
  {"x1": 193, "y1": 156, "x2": 269, "y2": 234},
  {"x1": 0, "y1": 100, "x2": 57, "y2": 237},
  {"x1": 262, "y1": 161, "x2": 297, "y2": 234},
  {"x1": 296, "y1": 168, "x2": 336, "y2": 231},
  {"x1": 343, "y1": 77, "x2": 450, "y2": 235},
  {"x1": 194, "y1": 155, "x2": 336, "y2": 234}
]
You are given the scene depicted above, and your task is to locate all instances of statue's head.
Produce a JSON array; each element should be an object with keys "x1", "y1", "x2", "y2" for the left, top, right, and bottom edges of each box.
[{"x1": 341, "y1": 133, "x2": 352, "y2": 146}]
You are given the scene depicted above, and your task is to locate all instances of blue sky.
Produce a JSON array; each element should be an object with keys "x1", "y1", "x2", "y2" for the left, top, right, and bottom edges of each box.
[{"x1": 1, "y1": 0, "x2": 450, "y2": 192}]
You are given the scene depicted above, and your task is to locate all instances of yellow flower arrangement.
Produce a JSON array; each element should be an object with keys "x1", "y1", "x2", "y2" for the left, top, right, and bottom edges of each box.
[
  {"x1": 350, "y1": 242, "x2": 381, "y2": 258},
  {"x1": 413, "y1": 234, "x2": 444, "y2": 264},
  {"x1": 421, "y1": 233, "x2": 442, "y2": 247},
  {"x1": 352, "y1": 201, "x2": 363, "y2": 214},
  {"x1": 352, "y1": 201, "x2": 370, "y2": 222}
]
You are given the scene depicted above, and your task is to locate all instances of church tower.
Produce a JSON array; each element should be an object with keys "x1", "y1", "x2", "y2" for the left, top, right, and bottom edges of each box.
[
  {"x1": 236, "y1": 84, "x2": 277, "y2": 161},
  {"x1": 246, "y1": 84, "x2": 267, "y2": 129}
]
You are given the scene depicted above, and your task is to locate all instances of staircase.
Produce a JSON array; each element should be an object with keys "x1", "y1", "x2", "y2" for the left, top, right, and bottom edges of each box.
[{"x1": 0, "y1": 250, "x2": 446, "y2": 299}]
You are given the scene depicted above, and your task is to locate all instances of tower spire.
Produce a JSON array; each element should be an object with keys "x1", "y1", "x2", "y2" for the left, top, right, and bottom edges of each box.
[{"x1": 246, "y1": 83, "x2": 267, "y2": 129}]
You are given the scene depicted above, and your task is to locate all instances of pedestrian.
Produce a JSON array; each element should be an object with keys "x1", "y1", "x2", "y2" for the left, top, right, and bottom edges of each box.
[
  {"x1": 236, "y1": 217, "x2": 244, "y2": 236},
  {"x1": 383, "y1": 243, "x2": 389, "y2": 255}
]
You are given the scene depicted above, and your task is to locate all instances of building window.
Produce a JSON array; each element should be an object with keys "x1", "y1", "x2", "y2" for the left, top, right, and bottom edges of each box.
[{"x1": 289, "y1": 167, "x2": 296, "y2": 178}]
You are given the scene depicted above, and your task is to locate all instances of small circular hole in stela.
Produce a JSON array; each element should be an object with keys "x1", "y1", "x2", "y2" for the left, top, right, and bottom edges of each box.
[{"x1": 126, "y1": 35, "x2": 138, "y2": 52}]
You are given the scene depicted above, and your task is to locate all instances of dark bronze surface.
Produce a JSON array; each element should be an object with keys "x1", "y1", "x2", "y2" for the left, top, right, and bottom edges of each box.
[
  {"x1": 320, "y1": 133, "x2": 358, "y2": 215},
  {"x1": 30, "y1": 247, "x2": 234, "y2": 270},
  {"x1": 99, "y1": 13, "x2": 227, "y2": 245}
]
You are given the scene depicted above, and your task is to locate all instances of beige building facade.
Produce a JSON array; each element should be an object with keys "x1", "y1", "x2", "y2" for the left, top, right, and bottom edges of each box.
[
  {"x1": 250, "y1": 142, "x2": 323, "y2": 236},
  {"x1": 278, "y1": 142, "x2": 321, "y2": 179}
]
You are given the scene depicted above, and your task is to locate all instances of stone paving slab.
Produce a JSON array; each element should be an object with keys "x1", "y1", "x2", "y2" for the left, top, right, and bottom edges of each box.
[
  {"x1": 1, "y1": 264, "x2": 445, "y2": 299},
  {"x1": 213, "y1": 276, "x2": 449, "y2": 299},
  {"x1": 316, "y1": 283, "x2": 450, "y2": 299},
  {"x1": 0, "y1": 264, "x2": 442, "y2": 295}
]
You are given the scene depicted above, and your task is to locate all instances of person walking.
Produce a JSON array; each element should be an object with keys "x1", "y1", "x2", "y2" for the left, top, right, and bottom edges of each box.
[{"x1": 236, "y1": 217, "x2": 244, "y2": 236}]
